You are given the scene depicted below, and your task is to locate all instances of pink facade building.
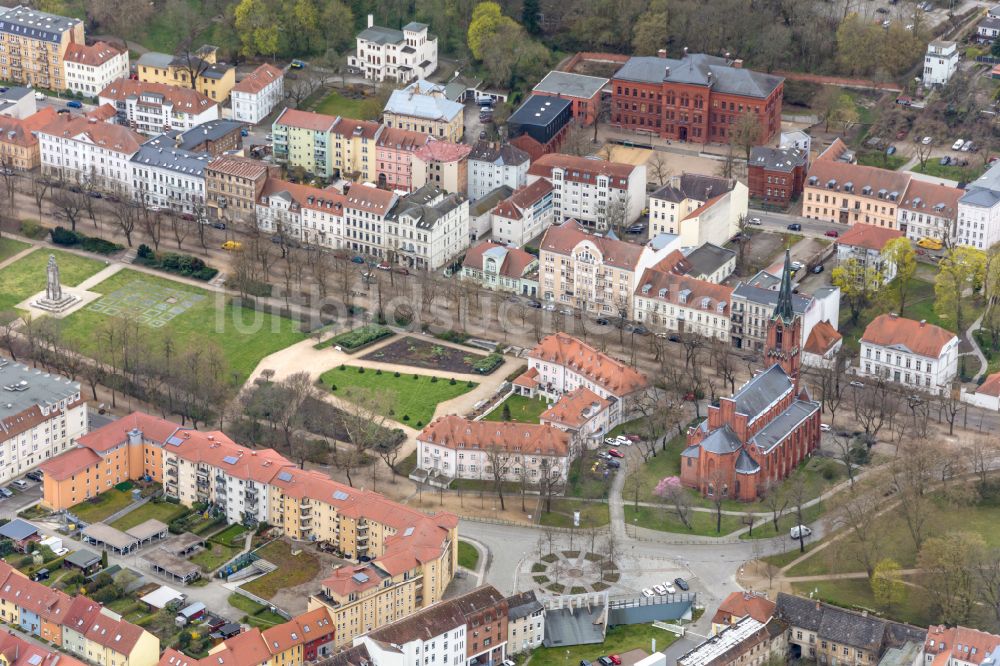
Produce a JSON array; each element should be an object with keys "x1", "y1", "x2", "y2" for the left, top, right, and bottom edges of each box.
[{"x1": 376, "y1": 126, "x2": 430, "y2": 191}]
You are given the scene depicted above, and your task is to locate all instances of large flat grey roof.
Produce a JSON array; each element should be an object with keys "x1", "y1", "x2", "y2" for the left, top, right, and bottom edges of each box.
[
  {"x1": 533, "y1": 71, "x2": 609, "y2": 99},
  {"x1": 683, "y1": 243, "x2": 735, "y2": 277},
  {"x1": 0, "y1": 357, "x2": 80, "y2": 428}
]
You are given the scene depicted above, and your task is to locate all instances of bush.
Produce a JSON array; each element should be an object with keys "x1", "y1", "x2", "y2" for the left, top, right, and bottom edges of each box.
[
  {"x1": 358, "y1": 367, "x2": 365, "y2": 373},
  {"x1": 50, "y1": 226, "x2": 79, "y2": 246},
  {"x1": 394, "y1": 371, "x2": 400, "y2": 377},
  {"x1": 330, "y1": 384, "x2": 337, "y2": 391},
  {"x1": 50, "y1": 226, "x2": 122, "y2": 254},
  {"x1": 135, "y1": 248, "x2": 217, "y2": 280},
  {"x1": 473, "y1": 353, "x2": 504, "y2": 375},
  {"x1": 376, "y1": 369, "x2": 382, "y2": 375},
  {"x1": 430, "y1": 376, "x2": 438, "y2": 383},
  {"x1": 329, "y1": 324, "x2": 392, "y2": 351},
  {"x1": 19, "y1": 219, "x2": 45, "y2": 239},
  {"x1": 403, "y1": 415, "x2": 410, "y2": 421},
  {"x1": 339, "y1": 365, "x2": 346, "y2": 370},
  {"x1": 137, "y1": 244, "x2": 154, "y2": 259},
  {"x1": 449, "y1": 378, "x2": 456, "y2": 385},
  {"x1": 416, "y1": 420, "x2": 422, "y2": 427}
]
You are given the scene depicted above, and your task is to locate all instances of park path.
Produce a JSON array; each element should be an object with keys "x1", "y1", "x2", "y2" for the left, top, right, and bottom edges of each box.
[
  {"x1": 0, "y1": 243, "x2": 38, "y2": 270},
  {"x1": 965, "y1": 312, "x2": 989, "y2": 382}
]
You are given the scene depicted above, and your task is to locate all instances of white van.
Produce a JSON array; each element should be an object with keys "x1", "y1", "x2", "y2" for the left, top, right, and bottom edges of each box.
[{"x1": 790, "y1": 525, "x2": 812, "y2": 540}]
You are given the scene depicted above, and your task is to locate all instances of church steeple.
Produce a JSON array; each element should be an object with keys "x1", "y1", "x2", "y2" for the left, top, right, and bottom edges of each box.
[{"x1": 773, "y1": 249, "x2": 795, "y2": 324}]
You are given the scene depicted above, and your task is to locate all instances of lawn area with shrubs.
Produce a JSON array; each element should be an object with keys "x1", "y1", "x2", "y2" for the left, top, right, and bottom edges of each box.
[
  {"x1": 134, "y1": 244, "x2": 219, "y2": 281},
  {"x1": 51, "y1": 226, "x2": 123, "y2": 255},
  {"x1": 318, "y1": 324, "x2": 393, "y2": 351}
]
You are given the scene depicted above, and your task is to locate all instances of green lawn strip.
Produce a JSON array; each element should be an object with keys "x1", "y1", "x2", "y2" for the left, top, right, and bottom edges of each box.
[
  {"x1": 317, "y1": 324, "x2": 392, "y2": 351},
  {"x1": 110, "y1": 502, "x2": 189, "y2": 531},
  {"x1": 312, "y1": 91, "x2": 376, "y2": 119},
  {"x1": 790, "y1": 577, "x2": 934, "y2": 628},
  {"x1": 856, "y1": 152, "x2": 906, "y2": 170},
  {"x1": 240, "y1": 540, "x2": 320, "y2": 599},
  {"x1": 212, "y1": 524, "x2": 248, "y2": 546},
  {"x1": 761, "y1": 546, "x2": 813, "y2": 569},
  {"x1": 539, "y1": 499, "x2": 610, "y2": 528},
  {"x1": 228, "y1": 593, "x2": 267, "y2": 616},
  {"x1": 912, "y1": 160, "x2": 986, "y2": 182},
  {"x1": 190, "y1": 543, "x2": 242, "y2": 572},
  {"x1": 0, "y1": 237, "x2": 29, "y2": 262},
  {"x1": 482, "y1": 394, "x2": 550, "y2": 423},
  {"x1": 624, "y1": 504, "x2": 745, "y2": 537},
  {"x1": 0, "y1": 248, "x2": 104, "y2": 311},
  {"x1": 69, "y1": 489, "x2": 134, "y2": 523},
  {"x1": 565, "y1": 454, "x2": 612, "y2": 500},
  {"x1": 529, "y1": 623, "x2": 677, "y2": 666},
  {"x1": 457, "y1": 541, "x2": 479, "y2": 569},
  {"x1": 58, "y1": 269, "x2": 305, "y2": 382},
  {"x1": 740, "y1": 503, "x2": 824, "y2": 540},
  {"x1": 319, "y1": 365, "x2": 476, "y2": 425}
]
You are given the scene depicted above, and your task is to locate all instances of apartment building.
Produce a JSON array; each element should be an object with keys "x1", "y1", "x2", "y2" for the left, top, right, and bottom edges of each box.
[
  {"x1": 515, "y1": 332, "x2": 648, "y2": 426},
  {"x1": 505, "y1": 591, "x2": 544, "y2": 654},
  {"x1": 99, "y1": 79, "x2": 220, "y2": 135},
  {"x1": 537, "y1": 218, "x2": 680, "y2": 315},
  {"x1": 527, "y1": 153, "x2": 646, "y2": 231},
  {"x1": 417, "y1": 416, "x2": 574, "y2": 484},
  {"x1": 129, "y1": 134, "x2": 210, "y2": 214},
  {"x1": 460, "y1": 242, "x2": 539, "y2": 297},
  {"x1": 730, "y1": 276, "x2": 840, "y2": 353},
  {"x1": 170, "y1": 119, "x2": 243, "y2": 157},
  {"x1": 329, "y1": 117, "x2": 381, "y2": 182},
  {"x1": 38, "y1": 112, "x2": 144, "y2": 191},
  {"x1": 538, "y1": 387, "x2": 613, "y2": 449},
  {"x1": 343, "y1": 184, "x2": 398, "y2": 258},
  {"x1": 922, "y1": 625, "x2": 1000, "y2": 666},
  {"x1": 924, "y1": 40, "x2": 959, "y2": 86},
  {"x1": 611, "y1": 51, "x2": 783, "y2": 145},
  {"x1": 349, "y1": 14, "x2": 438, "y2": 83},
  {"x1": 136, "y1": 45, "x2": 236, "y2": 102},
  {"x1": 803, "y1": 143, "x2": 911, "y2": 229},
  {"x1": 230, "y1": 63, "x2": 283, "y2": 124},
  {"x1": 384, "y1": 184, "x2": 469, "y2": 271},
  {"x1": 776, "y1": 593, "x2": 926, "y2": 663},
  {"x1": 62, "y1": 41, "x2": 128, "y2": 98},
  {"x1": 858, "y1": 313, "x2": 958, "y2": 395},
  {"x1": 356, "y1": 586, "x2": 508, "y2": 666},
  {"x1": 468, "y1": 141, "x2": 529, "y2": 201},
  {"x1": 205, "y1": 155, "x2": 276, "y2": 224},
  {"x1": 957, "y1": 161, "x2": 1000, "y2": 250},
  {"x1": 747, "y1": 145, "x2": 807, "y2": 207},
  {"x1": 649, "y1": 173, "x2": 748, "y2": 247},
  {"x1": 898, "y1": 179, "x2": 962, "y2": 243},
  {"x1": 272, "y1": 108, "x2": 338, "y2": 177},
  {"x1": 255, "y1": 177, "x2": 345, "y2": 249},
  {"x1": 0, "y1": 630, "x2": 87, "y2": 666},
  {"x1": 375, "y1": 126, "x2": 430, "y2": 191},
  {"x1": 632, "y1": 266, "x2": 734, "y2": 342},
  {"x1": 678, "y1": 616, "x2": 787, "y2": 666},
  {"x1": 384, "y1": 80, "x2": 463, "y2": 142},
  {"x1": 412, "y1": 139, "x2": 471, "y2": 194},
  {"x1": 835, "y1": 223, "x2": 903, "y2": 286},
  {"x1": 0, "y1": 107, "x2": 56, "y2": 170},
  {"x1": 491, "y1": 179, "x2": 555, "y2": 247},
  {"x1": 0, "y1": 357, "x2": 86, "y2": 486},
  {"x1": 0, "y1": 6, "x2": 84, "y2": 91},
  {"x1": 0, "y1": 561, "x2": 160, "y2": 666}
]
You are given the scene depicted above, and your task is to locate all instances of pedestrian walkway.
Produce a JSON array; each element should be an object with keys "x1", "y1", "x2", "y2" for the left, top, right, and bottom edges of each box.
[
  {"x1": 965, "y1": 312, "x2": 988, "y2": 382},
  {"x1": 0, "y1": 244, "x2": 37, "y2": 270}
]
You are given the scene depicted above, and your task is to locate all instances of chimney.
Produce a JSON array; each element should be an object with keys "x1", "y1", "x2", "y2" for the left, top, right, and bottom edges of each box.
[
  {"x1": 920, "y1": 319, "x2": 926, "y2": 327},
  {"x1": 657, "y1": 49, "x2": 667, "y2": 59},
  {"x1": 733, "y1": 59, "x2": 743, "y2": 69},
  {"x1": 367, "y1": 13, "x2": 374, "y2": 28}
]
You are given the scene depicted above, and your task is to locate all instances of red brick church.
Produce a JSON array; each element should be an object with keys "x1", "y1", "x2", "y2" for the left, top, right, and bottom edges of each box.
[{"x1": 680, "y1": 251, "x2": 821, "y2": 501}]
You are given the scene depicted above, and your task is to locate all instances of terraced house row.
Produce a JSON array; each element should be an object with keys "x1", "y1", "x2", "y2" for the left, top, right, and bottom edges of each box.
[
  {"x1": 40, "y1": 412, "x2": 459, "y2": 648},
  {"x1": 0, "y1": 559, "x2": 159, "y2": 666}
]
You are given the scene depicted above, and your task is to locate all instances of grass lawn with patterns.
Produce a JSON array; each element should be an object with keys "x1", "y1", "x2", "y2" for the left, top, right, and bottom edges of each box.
[
  {"x1": 482, "y1": 394, "x2": 550, "y2": 423},
  {"x1": 0, "y1": 248, "x2": 104, "y2": 311},
  {"x1": 319, "y1": 365, "x2": 476, "y2": 426},
  {"x1": 58, "y1": 269, "x2": 305, "y2": 382}
]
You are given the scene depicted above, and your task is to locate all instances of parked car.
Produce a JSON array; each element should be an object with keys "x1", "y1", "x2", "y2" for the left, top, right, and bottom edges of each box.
[
  {"x1": 886, "y1": 145, "x2": 896, "y2": 156},
  {"x1": 790, "y1": 525, "x2": 813, "y2": 540},
  {"x1": 849, "y1": 380, "x2": 865, "y2": 388},
  {"x1": 921, "y1": 136, "x2": 933, "y2": 145},
  {"x1": 791, "y1": 260, "x2": 803, "y2": 270},
  {"x1": 895, "y1": 129, "x2": 907, "y2": 140},
  {"x1": 212, "y1": 221, "x2": 226, "y2": 230},
  {"x1": 787, "y1": 223, "x2": 802, "y2": 231},
  {"x1": 664, "y1": 583, "x2": 677, "y2": 594},
  {"x1": 25, "y1": 471, "x2": 42, "y2": 482},
  {"x1": 0, "y1": 488, "x2": 12, "y2": 498},
  {"x1": 653, "y1": 584, "x2": 667, "y2": 596},
  {"x1": 33, "y1": 91, "x2": 44, "y2": 101},
  {"x1": 673, "y1": 577, "x2": 689, "y2": 591},
  {"x1": 608, "y1": 449, "x2": 624, "y2": 458},
  {"x1": 240, "y1": 128, "x2": 249, "y2": 137},
  {"x1": 749, "y1": 217, "x2": 762, "y2": 225},
  {"x1": 668, "y1": 334, "x2": 681, "y2": 343},
  {"x1": 615, "y1": 435, "x2": 632, "y2": 446},
  {"x1": 66, "y1": 100, "x2": 82, "y2": 108},
  {"x1": 599, "y1": 657, "x2": 613, "y2": 666},
  {"x1": 604, "y1": 437, "x2": 617, "y2": 445},
  {"x1": 963, "y1": 140, "x2": 975, "y2": 152},
  {"x1": 351, "y1": 255, "x2": 365, "y2": 264},
  {"x1": 825, "y1": 230, "x2": 839, "y2": 238},
  {"x1": 527, "y1": 300, "x2": 542, "y2": 309},
  {"x1": 595, "y1": 318, "x2": 610, "y2": 326},
  {"x1": 394, "y1": 267, "x2": 410, "y2": 276},
  {"x1": 641, "y1": 589, "x2": 655, "y2": 598},
  {"x1": 952, "y1": 138, "x2": 965, "y2": 150},
  {"x1": 811, "y1": 264, "x2": 824, "y2": 274},
  {"x1": 11, "y1": 479, "x2": 28, "y2": 490},
  {"x1": 610, "y1": 657, "x2": 622, "y2": 666},
  {"x1": 939, "y1": 156, "x2": 951, "y2": 166},
  {"x1": 376, "y1": 261, "x2": 391, "y2": 271},
  {"x1": 606, "y1": 459, "x2": 621, "y2": 469},
  {"x1": 820, "y1": 423, "x2": 831, "y2": 432},
  {"x1": 626, "y1": 224, "x2": 646, "y2": 234},
  {"x1": 221, "y1": 240, "x2": 242, "y2": 251},
  {"x1": 290, "y1": 59, "x2": 307, "y2": 69}
]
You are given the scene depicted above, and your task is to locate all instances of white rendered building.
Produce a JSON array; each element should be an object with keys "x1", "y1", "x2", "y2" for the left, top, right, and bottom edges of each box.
[
  {"x1": 38, "y1": 113, "x2": 144, "y2": 192},
  {"x1": 0, "y1": 357, "x2": 88, "y2": 485},
  {"x1": 129, "y1": 133, "x2": 209, "y2": 214},
  {"x1": 63, "y1": 41, "x2": 129, "y2": 98},
  {"x1": 468, "y1": 141, "x2": 529, "y2": 200},
  {"x1": 99, "y1": 79, "x2": 220, "y2": 135},
  {"x1": 385, "y1": 185, "x2": 469, "y2": 271},
  {"x1": 957, "y1": 162, "x2": 1000, "y2": 250},
  {"x1": 491, "y1": 179, "x2": 554, "y2": 247},
  {"x1": 505, "y1": 592, "x2": 544, "y2": 655},
  {"x1": 924, "y1": 40, "x2": 959, "y2": 86},
  {"x1": 648, "y1": 174, "x2": 748, "y2": 249},
  {"x1": 255, "y1": 178, "x2": 345, "y2": 249},
  {"x1": 898, "y1": 180, "x2": 962, "y2": 244},
  {"x1": 858, "y1": 314, "x2": 959, "y2": 395},
  {"x1": 343, "y1": 184, "x2": 398, "y2": 259},
  {"x1": 349, "y1": 15, "x2": 438, "y2": 83},
  {"x1": 231, "y1": 63, "x2": 284, "y2": 124}
]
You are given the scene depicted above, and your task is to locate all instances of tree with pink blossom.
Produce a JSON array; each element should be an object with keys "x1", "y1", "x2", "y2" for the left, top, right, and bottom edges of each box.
[{"x1": 654, "y1": 476, "x2": 692, "y2": 529}]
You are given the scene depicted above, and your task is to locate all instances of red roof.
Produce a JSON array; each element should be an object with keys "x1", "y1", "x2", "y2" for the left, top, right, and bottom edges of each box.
[
  {"x1": 861, "y1": 314, "x2": 956, "y2": 359},
  {"x1": 0, "y1": 107, "x2": 56, "y2": 148},
  {"x1": 38, "y1": 113, "x2": 144, "y2": 154},
  {"x1": 343, "y1": 184, "x2": 396, "y2": 215},
  {"x1": 414, "y1": 139, "x2": 472, "y2": 163},
  {"x1": 418, "y1": 415, "x2": 571, "y2": 457},
  {"x1": 540, "y1": 219, "x2": 645, "y2": 271},
  {"x1": 977, "y1": 372, "x2": 1000, "y2": 397},
  {"x1": 803, "y1": 320, "x2": 842, "y2": 356},
  {"x1": 712, "y1": 592, "x2": 776, "y2": 626},
  {"x1": 835, "y1": 223, "x2": 903, "y2": 251},
  {"x1": 528, "y1": 153, "x2": 635, "y2": 187},
  {"x1": 63, "y1": 41, "x2": 124, "y2": 66},
  {"x1": 75, "y1": 412, "x2": 180, "y2": 453},
  {"x1": 232, "y1": 64, "x2": 283, "y2": 94},
  {"x1": 492, "y1": 179, "x2": 553, "y2": 220},
  {"x1": 528, "y1": 332, "x2": 648, "y2": 397},
  {"x1": 39, "y1": 447, "x2": 102, "y2": 481},
  {"x1": 540, "y1": 387, "x2": 610, "y2": 428},
  {"x1": 99, "y1": 79, "x2": 217, "y2": 113},
  {"x1": 274, "y1": 108, "x2": 338, "y2": 132},
  {"x1": 462, "y1": 242, "x2": 536, "y2": 278}
]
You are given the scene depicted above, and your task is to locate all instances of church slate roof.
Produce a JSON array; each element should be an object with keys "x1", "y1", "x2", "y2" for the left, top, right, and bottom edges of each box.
[
  {"x1": 750, "y1": 400, "x2": 819, "y2": 453},
  {"x1": 731, "y1": 365, "x2": 793, "y2": 421},
  {"x1": 698, "y1": 426, "x2": 742, "y2": 455},
  {"x1": 734, "y1": 450, "x2": 760, "y2": 474}
]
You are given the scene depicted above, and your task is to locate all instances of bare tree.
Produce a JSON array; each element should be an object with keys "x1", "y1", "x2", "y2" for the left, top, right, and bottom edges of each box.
[
  {"x1": 28, "y1": 173, "x2": 50, "y2": 220},
  {"x1": 647, "y1": 151, "x2": 671, "y2": 186},
  {"x1": 51, "y1": 186, "x2": 86, "y2": 232},
  {"x1": 485, "y1": 445, "x2": 514, "y2": 511},
  {"x1": 833, "y1": 478, "x2": 886, "y2": 576},
  {"x1": 831, "y1": 433, "x2": 858, "y2": 486},
  {"x1": 537, "y1": 458, "x2": 563, "y2": 514},
  {"x1": 169, "y1": 213, "x2": 193, "y2": 250},
  {"x1": 787, "y1": 472, "x2": 813, "y2": 553},
  {"x1": 339, "y1": 386, "x2": 393, "y2": 491},
  {"x1": 110, "y1": 196, "x2": 139, "y2": 247},
  {"x1": 139, "y1": 203, "x2": 164, "y2": 252},
  {"x1": 761, "y1": 479, "x2": 788, "y2": 534}
]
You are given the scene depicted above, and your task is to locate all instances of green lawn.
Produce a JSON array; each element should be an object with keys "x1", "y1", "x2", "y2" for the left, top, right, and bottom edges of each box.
[
  {"x1": 110, "y1": 501, "x2": 189, "y2": 531},
  {"x1": 319, "y1": 365, "x2": 476, "y2": 425},
  {"x1": 761, "y1": 546, "x2": 813, "y2": 569},
  {"x1": 482, "y1": 394, "x2": 550, "y2": 423},
  {"x1": 790, "y1": 578, "x2": 934, "y2": 628},
  {"x1": 624, "y1": 504, "x2": 745, "y2": 536},
  {"x1": 857, "y1": 151, "x2": 906, "y2": 170},
  {"x1": 58, "y1": 269, "x2": 305, "y2": 382},
  {"x1": 530, "y1": 623, "x2": 677, "y2": 666},
  {"x1": 913, "y1": 160, "x2": 986, "y2": 182},
  {"x1": 0, "y1": 248, "x2": 104, "y2": 311},
  {"x1": 539, "y1": 499, "x2": 610, "y2": 528},
  {"x1": 240, "y1": 540, "x2": 320, "y2": 599},
  {"x1": 212, "y1": 524, "x2": 249, "y2": 546},
  {"x1": 311, "y1": 90, "x2": 377, "y2": 119},
  {"x1": 458, "y1": 541, "x2": 479, "y2": 569},
  {"x1": 228, "y1": 593, "x2": 287, "y2": 627},
  {"x1": 741, "y1": 502, "x2": 825, "y2": 540},
  {"x1": 565, "y1": 453, "x2": 612, "y2": 500},
  {"x1": 0, "y1": 237, "x2": 29, "y2": 262},
  {"x1": 69, "y1": 489, "x2": 135, "y2": 523},
  {"x1": 190, "y1": 542, "x2": 241, "y2": 572}
]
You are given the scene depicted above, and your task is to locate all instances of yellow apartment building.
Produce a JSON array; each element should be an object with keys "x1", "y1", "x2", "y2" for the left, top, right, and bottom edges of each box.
[
  {"x1": 136, "y1": 45, "x2": 236, "y2": 102},
  {"x1": 0, "y1": 6, "x2": 84, "y2": 91}
]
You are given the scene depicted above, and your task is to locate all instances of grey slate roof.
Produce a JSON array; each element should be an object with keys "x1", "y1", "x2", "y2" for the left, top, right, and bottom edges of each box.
[
  {"x1": 358, "y1": 25, "x2": 405, "y2": 44},
  {"x1": 750, "y1": 400, "x2": 819, "y2": 453},
  {"x1": 732, "y1": 283, "x2": 811, "y2": 315},
  {"x1": 750, "y1": 146, "x2": 807, "y2": 173},
  {"x1": 732, "y1": 365, "x2": 793, "y2": 421},
  {"x1": 175, "y1": 119, "x2": 242, "y2": 151},
  {"x1": 651, "y1": 174, "x2": 734, "y2": 204},
  {"x1": 402, "y1": 21, "x2": 428, "y2": 31},
  {"x1": 734, "y1": 450, "x2": 760, "y2": 474},
  {"x1": 967, "y1": 159, "x2": 1000, "y2": 194},
  {"x1": 0, "y1": 519, "x2": 37, "y2": 541},
  {"x1": 682, "y1": 243, "x2": 735, "y2": 277},
  {"x1": 533, "y1": 71, "x2": 609, "y2": 99},
  {"x1": 131, "y1": 133, "x2": 210, "y2": 177},
  {"x1": 470, "y1": 185, "x2": 513, "y2": 216},
  {"x1": 65, "y1": 549, "x2": 101, "y2": 568},
  {"x1": 775, "y1": 593, "x2": 926, "y2": 653},
  {"x1": 137, "y1": 52, "x2": 173, "y2": 69},
  {"x1": 960, "y1": 188, "x2": 1000, "y2": 208},
  {"x1": 385, "y1": 82, "x2": 463, "y2": 121},
  {"x1": 698, "y1": 425, "x2": 742, "y2": 454},
  {"x1": 0, "y1": 6, "x2": 80, "y2": 42},
  {"x1": 681, "y1": 444, "x2": 701, "y2": 458},
  {"x1": 506, "y1": 590, "x2": 543, "y2": 621},
  {"x1": 469, "y1": 141, "x2": 530, "y2": 166},
  {"x1": 387, "y1": 184, "x2": 465, "y2": 229},
  {"x1": 614, "y1": 53, "x2": 783, "y2": 99},
  {"x1": 980, "y1": 16, "x2": 1000, "y2": 30},
  {"x1": 0, "y1": 358, "x2": 80, "y2": 431}
]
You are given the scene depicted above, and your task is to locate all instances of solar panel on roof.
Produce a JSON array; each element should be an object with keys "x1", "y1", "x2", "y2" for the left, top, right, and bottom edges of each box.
[
  {"x1": 333, "y1": 490, "x2": 349, "y2": 500},
  {"x1": 403, "y1": 527, "x2": 414, "y2": 536},
  {"x1": 352, "y1": 572, "x2": 369, "y2": 583},
  {"x1": 166, "y1": 435, "x2": 183, "y2": 446},
  {"x1": 222, "y1": 455, "x2": 238, "y2": 465},
  {"x1": 276, "y1": 471, "x2": 293, "y2": 482},
  {"x1": 28, "y1": 656, "x2": 42, "y2": 666}
]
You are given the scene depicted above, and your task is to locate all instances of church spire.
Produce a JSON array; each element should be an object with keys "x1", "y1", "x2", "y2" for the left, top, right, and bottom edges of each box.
[{"x1": 773, "y1": 249, "x2": 795, "y2": 324}]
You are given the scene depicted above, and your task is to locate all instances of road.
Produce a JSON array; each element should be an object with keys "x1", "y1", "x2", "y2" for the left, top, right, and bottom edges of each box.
[{"x1": 748, "y1": 209, "x2": 841, "y2": 240}]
